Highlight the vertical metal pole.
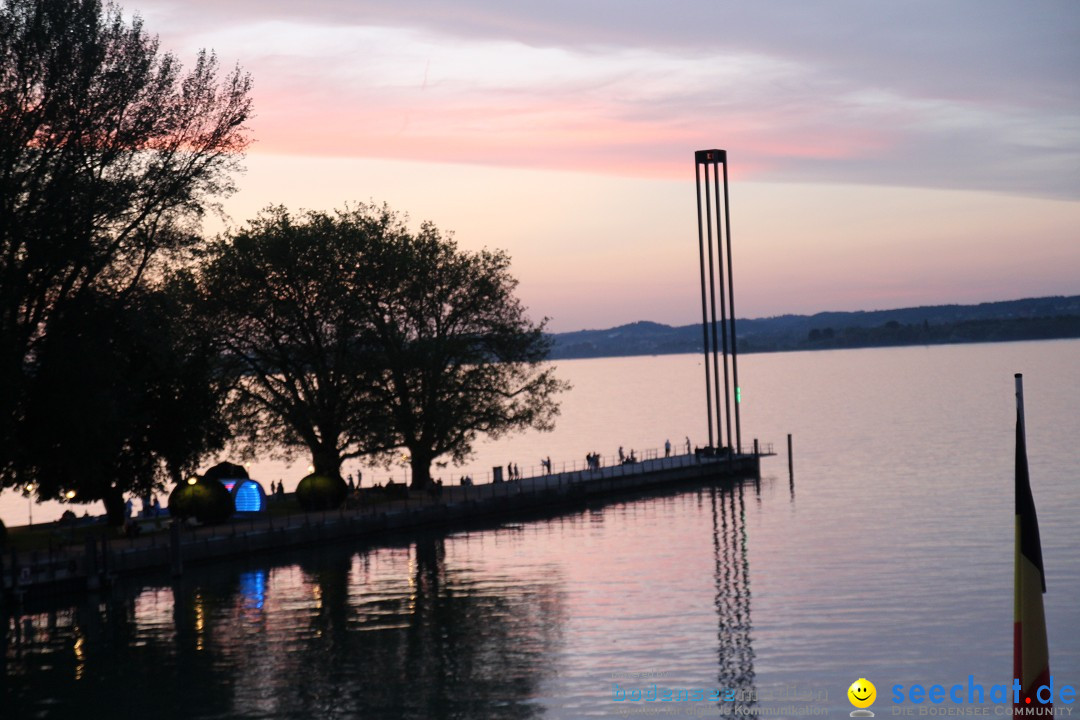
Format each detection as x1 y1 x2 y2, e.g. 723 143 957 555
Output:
703 166 724 448
696 149 740 454
722 161 742 453
713 161 733 451
695 163 714 449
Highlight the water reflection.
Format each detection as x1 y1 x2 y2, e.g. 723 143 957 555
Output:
239 570 267 612
3 480 767 718
4 533 562 719
712 483 755 708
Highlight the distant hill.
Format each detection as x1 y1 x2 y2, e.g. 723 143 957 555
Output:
548 295 1080 359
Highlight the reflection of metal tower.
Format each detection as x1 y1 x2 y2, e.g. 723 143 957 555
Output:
695 150 741 452
710 484 755 706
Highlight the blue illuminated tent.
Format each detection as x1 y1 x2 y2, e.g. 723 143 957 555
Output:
220 478 267 514
201 461 267 514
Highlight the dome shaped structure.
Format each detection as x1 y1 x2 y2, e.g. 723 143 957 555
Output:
220 479 267 514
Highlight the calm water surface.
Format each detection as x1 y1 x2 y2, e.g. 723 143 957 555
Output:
3 340 1079 719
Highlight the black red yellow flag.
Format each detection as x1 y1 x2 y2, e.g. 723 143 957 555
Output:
1013 373 1051 714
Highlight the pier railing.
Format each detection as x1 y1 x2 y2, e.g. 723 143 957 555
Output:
3 444 774 603
454 440 774 487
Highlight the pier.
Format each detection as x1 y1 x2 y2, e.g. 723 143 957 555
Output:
1 447 772 606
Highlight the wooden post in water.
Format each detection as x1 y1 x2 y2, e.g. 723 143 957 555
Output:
787 434 794 482
8 548 18 596
169 521 183 577
100 532 109 578
83 535 98 590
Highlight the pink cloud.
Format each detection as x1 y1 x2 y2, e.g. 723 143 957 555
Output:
246 74 894 185
133 0 1079 198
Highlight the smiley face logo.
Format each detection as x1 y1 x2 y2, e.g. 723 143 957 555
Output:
848 678 877 709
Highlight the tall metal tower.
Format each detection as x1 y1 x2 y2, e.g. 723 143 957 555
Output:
694 149 742 453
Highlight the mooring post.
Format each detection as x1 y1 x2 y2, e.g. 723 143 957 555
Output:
787 433 794 482
170 521 183 577
8 548 17 594
82 534 98 590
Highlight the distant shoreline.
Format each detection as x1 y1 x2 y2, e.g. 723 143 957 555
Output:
548 295 1080 360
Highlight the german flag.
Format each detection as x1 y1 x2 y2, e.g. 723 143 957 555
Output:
1014 374 1051 715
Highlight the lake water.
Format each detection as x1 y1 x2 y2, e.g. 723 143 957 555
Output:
3 340 1079 719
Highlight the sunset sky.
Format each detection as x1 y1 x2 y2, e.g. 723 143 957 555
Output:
138 0 1079 332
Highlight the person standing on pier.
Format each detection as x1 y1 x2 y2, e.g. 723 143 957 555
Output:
665 439 671 457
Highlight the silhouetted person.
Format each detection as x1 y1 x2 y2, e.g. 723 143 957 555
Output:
665 439 671 457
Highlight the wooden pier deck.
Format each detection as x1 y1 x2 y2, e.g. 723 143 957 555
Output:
2 449 771 606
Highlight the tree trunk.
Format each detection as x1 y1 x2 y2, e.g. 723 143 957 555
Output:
102 488 126 527
409 451 432 490
311 446 343 480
